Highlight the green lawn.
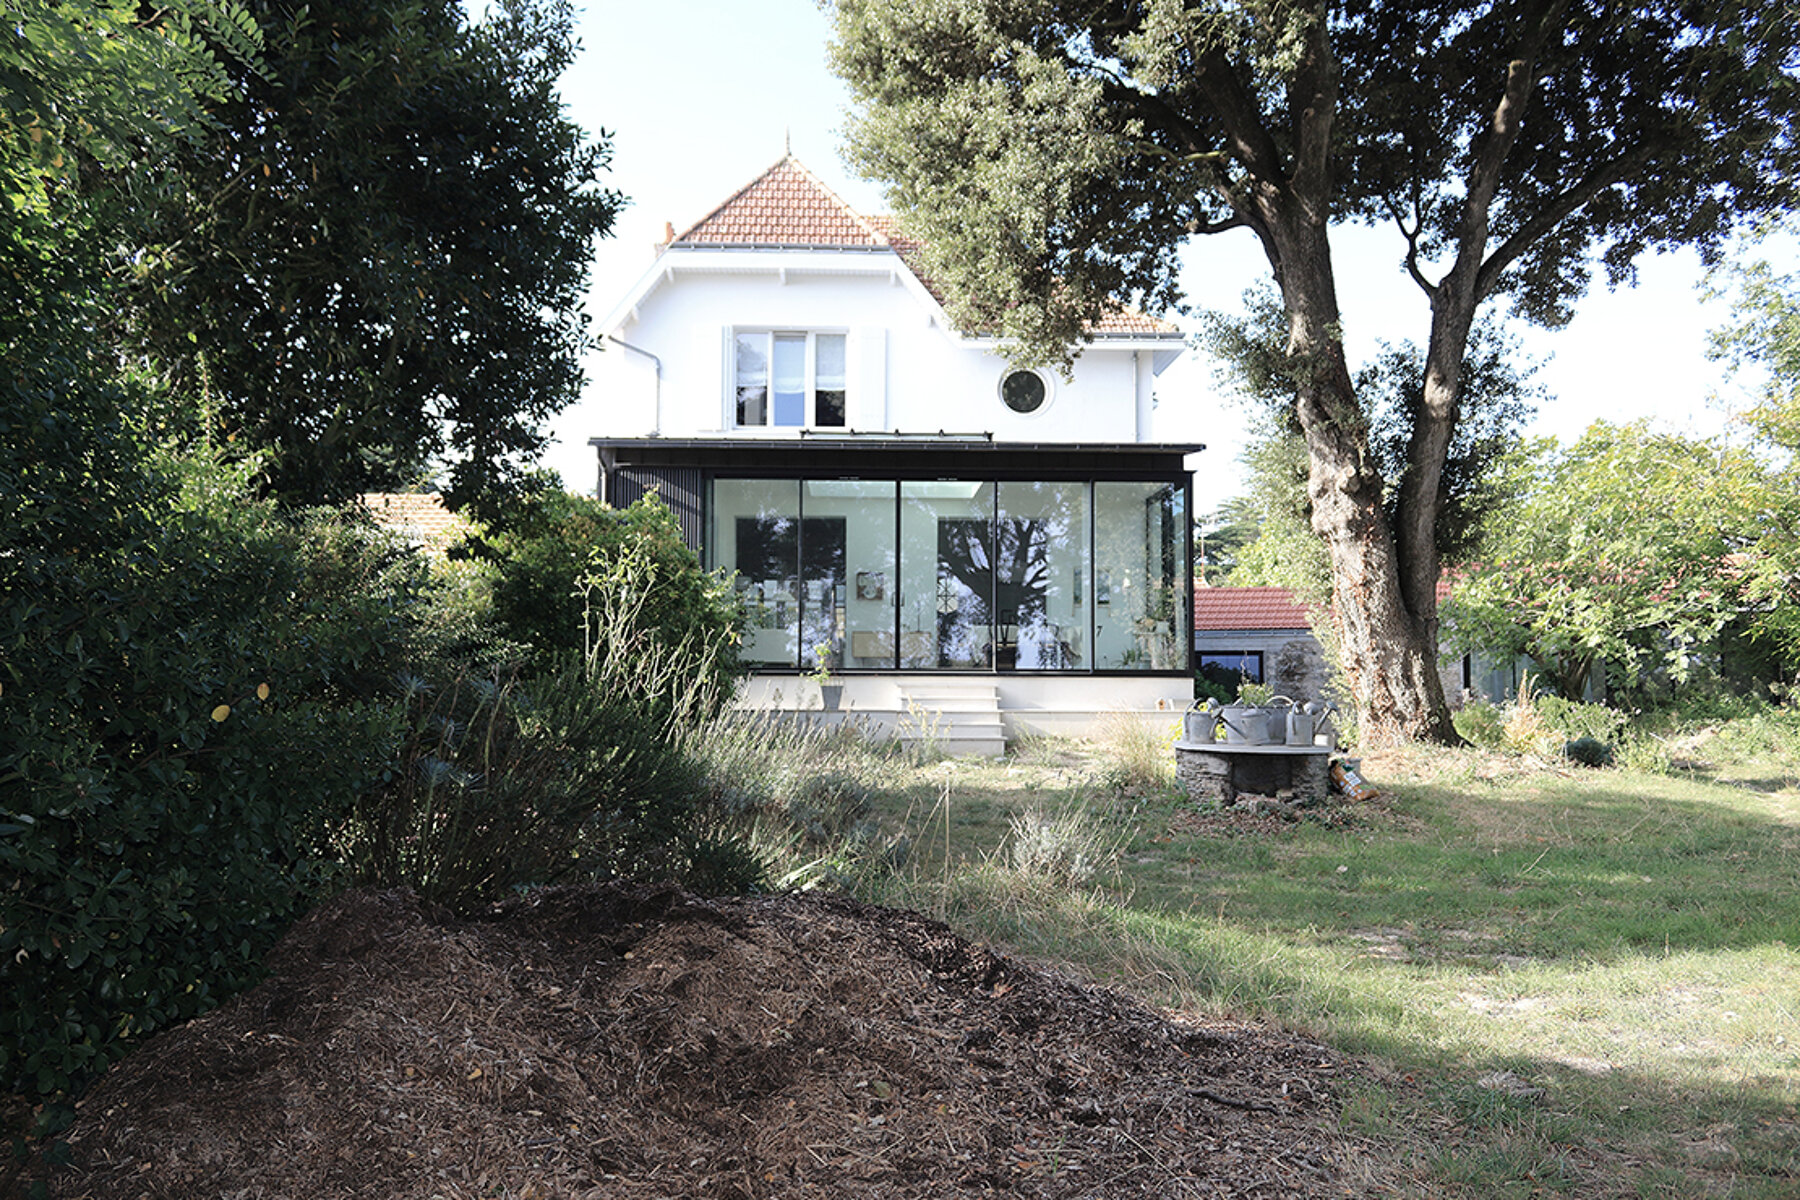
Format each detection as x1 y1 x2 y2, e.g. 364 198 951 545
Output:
843 731 1800 1198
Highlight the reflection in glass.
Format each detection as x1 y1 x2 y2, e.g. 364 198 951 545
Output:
900 481 992 669
772 333 806 426
734 334 768 426
712 480 801 667
997 482 1088 670
1093 481 1187 671
803 480 891 669
816 334 847 427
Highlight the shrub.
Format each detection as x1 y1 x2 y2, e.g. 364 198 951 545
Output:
1 365 419 1119
1453 699 1507 748
1564 736 1616 767
1534 695 1628 744
1006 804 1122 890
342 661 709 911
480 482 744 695
346 516 759 910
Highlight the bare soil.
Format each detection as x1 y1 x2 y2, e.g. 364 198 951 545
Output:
23 885 1407 1198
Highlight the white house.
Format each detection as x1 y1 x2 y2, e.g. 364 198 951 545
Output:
587 156 1199 752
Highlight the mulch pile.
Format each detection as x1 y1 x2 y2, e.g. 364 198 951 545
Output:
27 885 1404 1198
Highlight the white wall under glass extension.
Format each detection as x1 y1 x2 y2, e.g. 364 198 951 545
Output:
733 330 847 428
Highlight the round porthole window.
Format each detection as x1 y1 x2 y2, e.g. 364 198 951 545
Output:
1000 368 1048 414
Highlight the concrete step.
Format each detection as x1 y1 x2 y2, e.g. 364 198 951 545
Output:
898 683 1006 757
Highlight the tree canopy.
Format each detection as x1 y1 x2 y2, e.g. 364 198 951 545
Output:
116 0 621 513
1709 237 1800 666
831 0 1799 743
1444 423 1773 701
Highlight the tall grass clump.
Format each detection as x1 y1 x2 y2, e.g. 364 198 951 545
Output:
1006 802 1124 890
343 505 758 909
1088 709 1178 794
680 709 903 889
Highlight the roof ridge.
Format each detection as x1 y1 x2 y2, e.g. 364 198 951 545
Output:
672 153 890 248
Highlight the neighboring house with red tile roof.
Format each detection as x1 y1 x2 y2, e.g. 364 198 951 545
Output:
583 156 1199 751
1193 584 1541 706
359 492 468 554
1192 586 1333 703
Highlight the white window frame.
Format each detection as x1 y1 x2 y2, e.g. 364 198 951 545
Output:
732 329 848 430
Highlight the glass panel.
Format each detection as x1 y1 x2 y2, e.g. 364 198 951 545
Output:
734 333 768 426
815 333 847 427
806 480 894 669
901 480 994 670
713 479 801 668
997 481 1088 671
1093 481 1187 671
771 333 806 426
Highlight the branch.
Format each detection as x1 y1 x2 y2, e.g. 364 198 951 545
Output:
1473 141 1658 301
1189 46 1287 184
1287 9 1338 204
1442 0 1570 304
1383 195 1435 297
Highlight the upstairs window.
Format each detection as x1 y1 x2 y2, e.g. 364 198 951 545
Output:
735 331 846 428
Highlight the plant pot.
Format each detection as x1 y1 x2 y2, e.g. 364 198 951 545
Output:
818 683 843 711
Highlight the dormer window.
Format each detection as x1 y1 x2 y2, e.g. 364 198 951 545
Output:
735 331 847 428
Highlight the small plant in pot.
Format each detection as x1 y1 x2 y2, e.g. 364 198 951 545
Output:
809 642 843 711
1219 680 1278 744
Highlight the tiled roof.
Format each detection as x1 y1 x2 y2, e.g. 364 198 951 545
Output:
675 158 1177 336
359 492 467 553
1193 586 1315 631
674 156 889 248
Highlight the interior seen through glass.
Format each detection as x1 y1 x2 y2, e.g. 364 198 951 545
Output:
712 477 1186 673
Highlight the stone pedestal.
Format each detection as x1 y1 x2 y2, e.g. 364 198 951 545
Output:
1174 742 1332 807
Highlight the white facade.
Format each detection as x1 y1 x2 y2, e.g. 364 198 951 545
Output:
585 159 1199 752
592 247 1178 444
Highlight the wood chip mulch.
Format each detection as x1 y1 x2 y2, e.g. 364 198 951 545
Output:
26 884 1411 1198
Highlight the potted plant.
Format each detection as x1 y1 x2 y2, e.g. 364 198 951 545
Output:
1219 680 1286 744
809 642 843 711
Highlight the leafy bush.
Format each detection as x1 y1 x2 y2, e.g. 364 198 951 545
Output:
340 663 706 911
346 516 757 909
1564 736 1616 767
1453 699 1507 748
1 363 418 1118
480 482 743 694
1534 695 1628 744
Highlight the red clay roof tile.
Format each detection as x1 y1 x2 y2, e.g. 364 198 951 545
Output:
676 159 1178 336
1193 586 1315 630
674 156 889 248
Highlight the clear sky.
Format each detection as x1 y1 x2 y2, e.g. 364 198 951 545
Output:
540 0 1786 510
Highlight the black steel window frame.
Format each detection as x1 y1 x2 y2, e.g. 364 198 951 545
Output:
702 470 1193 677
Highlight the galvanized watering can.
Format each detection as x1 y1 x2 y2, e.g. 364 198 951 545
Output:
1219 696 1294 745
1183 698 1219 744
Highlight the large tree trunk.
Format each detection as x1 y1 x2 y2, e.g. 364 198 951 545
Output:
1252 19 1459 746
1273 219 1459 745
